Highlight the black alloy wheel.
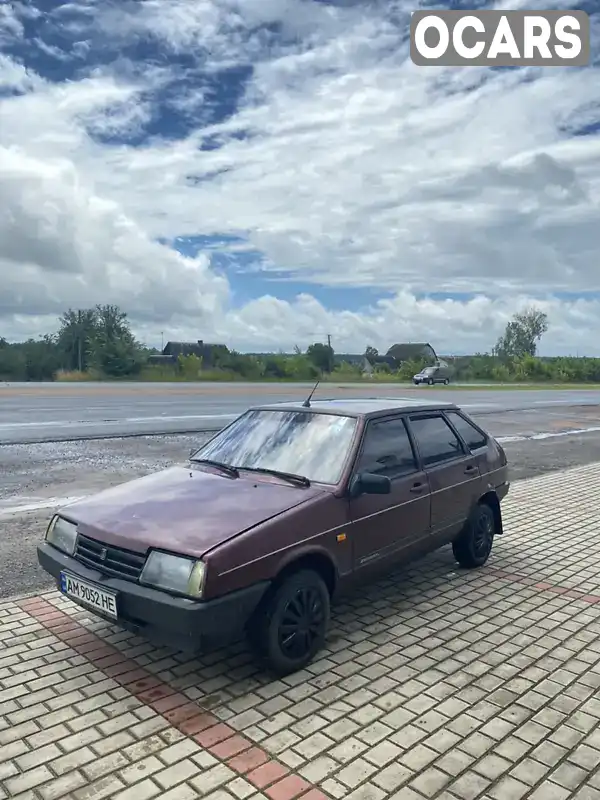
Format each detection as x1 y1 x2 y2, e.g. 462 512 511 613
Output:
278 585 326 661
472 507 494 560
453 502 496 568
248 569 330 675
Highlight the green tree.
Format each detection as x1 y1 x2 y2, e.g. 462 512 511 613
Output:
178 353 202 378
306 342 334 373
1 336 62 381
0 343 26 379
365 345 378 361
494 307 549 359
88 305 142 377
57 309 99 372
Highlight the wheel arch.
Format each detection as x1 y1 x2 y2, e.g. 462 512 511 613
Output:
272 549 338 596
246 549 338 634
478 490 503 535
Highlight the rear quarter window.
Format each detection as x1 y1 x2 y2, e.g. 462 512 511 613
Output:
446 411 488 451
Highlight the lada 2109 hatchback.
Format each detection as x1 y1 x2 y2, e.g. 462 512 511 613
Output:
37 397 510 675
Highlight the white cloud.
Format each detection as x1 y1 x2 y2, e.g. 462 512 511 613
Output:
0 0 600 355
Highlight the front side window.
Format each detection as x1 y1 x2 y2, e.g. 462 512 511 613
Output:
409 414 464 467
355 418 417 479
192 409 357 484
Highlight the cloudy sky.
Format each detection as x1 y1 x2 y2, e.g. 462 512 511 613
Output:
1 1 599 356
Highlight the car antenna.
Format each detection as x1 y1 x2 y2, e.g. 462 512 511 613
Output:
302 380 320 408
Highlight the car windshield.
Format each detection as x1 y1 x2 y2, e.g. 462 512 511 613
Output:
422 367 435 374
191 409 358 485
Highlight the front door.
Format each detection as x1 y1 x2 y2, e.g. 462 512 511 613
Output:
348 416 431 575
407 413 482 540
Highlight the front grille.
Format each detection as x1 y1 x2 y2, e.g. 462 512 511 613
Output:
74 534 146 582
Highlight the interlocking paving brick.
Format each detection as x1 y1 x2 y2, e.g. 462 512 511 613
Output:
8 463 600 799
38 769 87 800
154 757 201 789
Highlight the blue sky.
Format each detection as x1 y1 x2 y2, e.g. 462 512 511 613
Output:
1 1 600 354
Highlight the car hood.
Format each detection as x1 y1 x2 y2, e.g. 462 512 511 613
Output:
60 465 326 558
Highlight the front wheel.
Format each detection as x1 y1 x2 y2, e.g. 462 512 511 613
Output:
453 503 496 568
247 569 330 676
428 378 434 385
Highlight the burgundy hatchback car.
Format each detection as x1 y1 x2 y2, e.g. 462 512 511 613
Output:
37 398 509 675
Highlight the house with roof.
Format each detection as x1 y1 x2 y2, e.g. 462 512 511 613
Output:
147 340 226 369
334 343 439 374
385 342 438 363
334 352 398 375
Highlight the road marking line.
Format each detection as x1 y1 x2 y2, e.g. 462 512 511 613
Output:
496 425 600 444
3 424 600 516
0 496 87 517
0 414 235 429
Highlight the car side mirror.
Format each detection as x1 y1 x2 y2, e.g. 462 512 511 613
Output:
349 471 391 498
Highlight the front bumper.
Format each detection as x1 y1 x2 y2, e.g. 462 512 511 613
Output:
37 542 269 653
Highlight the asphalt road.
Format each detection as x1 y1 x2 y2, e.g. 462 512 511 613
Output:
2 401 600 600
3 381 600 601
3 381 600 444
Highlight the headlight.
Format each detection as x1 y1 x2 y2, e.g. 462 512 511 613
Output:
46 515 78 556
140 551 206 598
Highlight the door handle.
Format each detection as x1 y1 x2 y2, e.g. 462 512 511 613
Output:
464 464 477 474
410 482 424 494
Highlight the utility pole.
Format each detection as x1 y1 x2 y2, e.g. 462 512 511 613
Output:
77 310 83 372
327 333 333 373
161 331 164 352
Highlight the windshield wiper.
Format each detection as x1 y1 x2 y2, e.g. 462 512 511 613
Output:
238 466 310 487
190 458 239 478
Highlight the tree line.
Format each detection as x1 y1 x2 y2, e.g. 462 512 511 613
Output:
0 306 143 381
1 304 600 384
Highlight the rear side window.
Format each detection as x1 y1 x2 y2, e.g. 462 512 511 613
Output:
356 417 417 479
409 414 464 467
446 411 488 451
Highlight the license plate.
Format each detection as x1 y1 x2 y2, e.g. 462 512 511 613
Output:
60 572 118 619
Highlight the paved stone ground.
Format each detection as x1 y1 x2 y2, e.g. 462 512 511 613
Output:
3 462 600 800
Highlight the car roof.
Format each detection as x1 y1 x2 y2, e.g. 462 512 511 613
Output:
251 397 458 417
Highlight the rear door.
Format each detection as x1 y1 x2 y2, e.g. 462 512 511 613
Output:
407 412 482 540
444 410 492 474
349 416 431 574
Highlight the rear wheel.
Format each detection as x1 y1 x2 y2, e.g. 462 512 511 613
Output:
428 378 434 385
247 569 330 676
453 502 496 568
443 378 449 385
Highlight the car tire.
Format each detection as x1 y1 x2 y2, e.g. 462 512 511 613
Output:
452 502 496 569
247 569 330 676
428 378 434 385
444 378 449 385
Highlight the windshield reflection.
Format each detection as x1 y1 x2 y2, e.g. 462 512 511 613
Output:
192 410 358 485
